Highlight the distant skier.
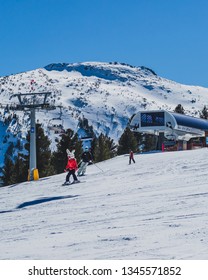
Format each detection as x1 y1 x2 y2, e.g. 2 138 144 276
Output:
63 151 79 185
77 147 93 176
129 150 135 164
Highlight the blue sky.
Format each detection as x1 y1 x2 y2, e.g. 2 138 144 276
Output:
1 0 208 87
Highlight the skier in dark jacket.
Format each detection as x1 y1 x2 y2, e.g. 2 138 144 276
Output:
77 147 92 176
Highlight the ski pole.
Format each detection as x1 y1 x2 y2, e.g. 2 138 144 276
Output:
92 162 104 172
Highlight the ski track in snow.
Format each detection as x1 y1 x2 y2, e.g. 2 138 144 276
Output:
1 149 208 259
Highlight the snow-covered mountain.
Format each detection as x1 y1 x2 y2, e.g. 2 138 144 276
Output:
1 61 208 165
1 148 208 259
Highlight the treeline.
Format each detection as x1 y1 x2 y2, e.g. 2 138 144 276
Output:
1 123 118 186
2 104 208 186
1 123 155 186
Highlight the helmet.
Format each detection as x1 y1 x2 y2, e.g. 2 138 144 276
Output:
68 151 75 159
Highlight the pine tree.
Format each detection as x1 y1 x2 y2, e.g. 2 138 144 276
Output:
117 127 137 155
174 104 185 114
2 156 15 186
200 105 208 119
25 123 54 178
2 123 54 186
51 128 82 173
92 133 116 162
36 124 54 177
10 153 28 184
143 134 158 152
132 131 157 152
2 143 28 186
133 132 144 152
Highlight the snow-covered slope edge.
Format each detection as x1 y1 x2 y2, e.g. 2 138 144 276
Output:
1 148 208 260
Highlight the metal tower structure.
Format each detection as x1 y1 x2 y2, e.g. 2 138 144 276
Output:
10 92 52 181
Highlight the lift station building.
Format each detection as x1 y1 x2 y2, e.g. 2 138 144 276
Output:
130 110 208 151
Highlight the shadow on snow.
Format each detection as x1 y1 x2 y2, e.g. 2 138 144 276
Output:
0 195 79 214
16 195 80 209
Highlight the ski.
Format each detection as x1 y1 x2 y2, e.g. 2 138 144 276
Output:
62 181 85 186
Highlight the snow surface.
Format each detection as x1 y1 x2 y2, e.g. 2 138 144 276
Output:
1 148 208 260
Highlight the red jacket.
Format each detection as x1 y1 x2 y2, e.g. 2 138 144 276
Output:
65 158 78 171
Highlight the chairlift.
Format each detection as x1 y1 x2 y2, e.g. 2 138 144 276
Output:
47 118 65 134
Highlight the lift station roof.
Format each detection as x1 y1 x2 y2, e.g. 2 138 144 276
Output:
130 110 208 140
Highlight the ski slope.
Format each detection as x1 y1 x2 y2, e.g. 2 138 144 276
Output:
1 148 208 260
